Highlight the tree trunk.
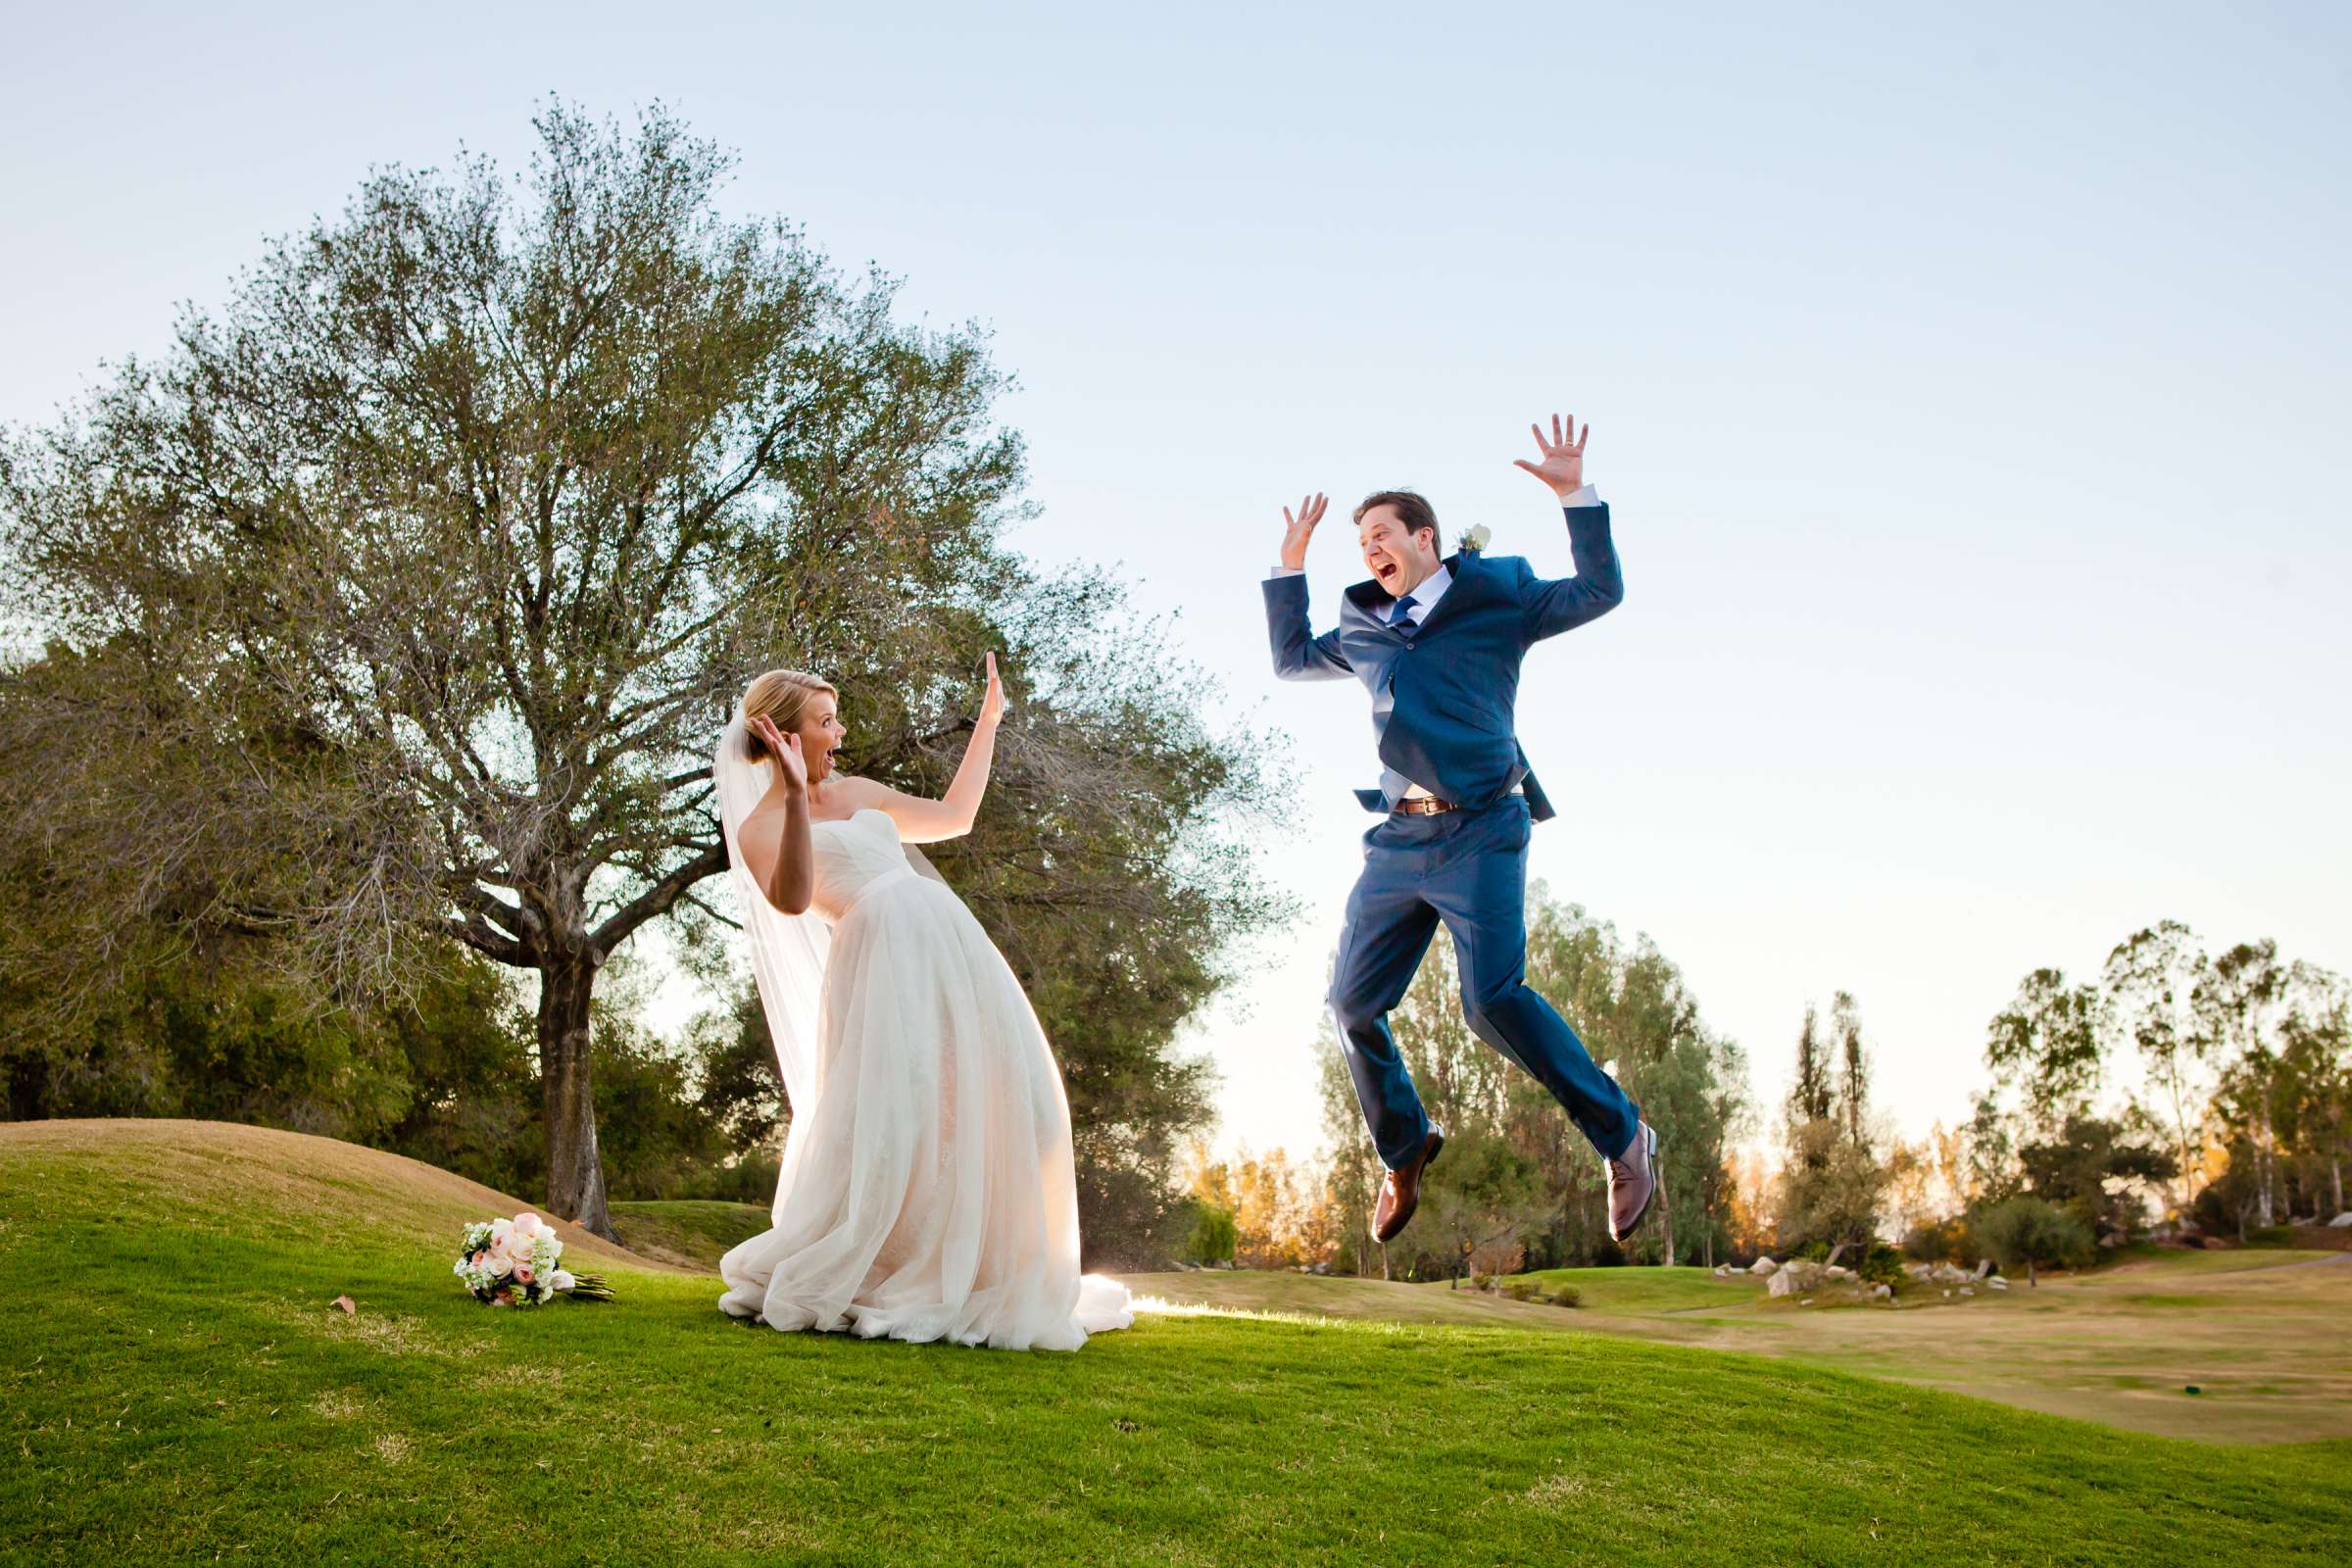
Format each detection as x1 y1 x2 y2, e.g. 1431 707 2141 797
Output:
2255 1091 2277 1228
2331 1156 2343 1216
2026 1256 2036 1287
538 952 615 1240
1656 1162 1675 1265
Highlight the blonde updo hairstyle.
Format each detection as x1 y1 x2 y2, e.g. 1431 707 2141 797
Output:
740 669 839 764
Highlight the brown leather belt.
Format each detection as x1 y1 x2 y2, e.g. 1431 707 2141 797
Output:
1393 796 1460 816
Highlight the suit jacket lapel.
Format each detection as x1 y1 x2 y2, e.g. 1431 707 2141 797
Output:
1344 553 1489 639
1406 553 1484 637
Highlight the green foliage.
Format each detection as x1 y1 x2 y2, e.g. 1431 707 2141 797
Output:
1184 1202 1238 1266
2016 1113 2178 1240
1902 1218 1967 1264
1857 1242 1905 1289
1970 927 2347 1240
1548 1283 1584 1308
1985 968 2109 1131
1974 1196 2095 1284
1775 992 1889 1255
1503 1279 1538 1302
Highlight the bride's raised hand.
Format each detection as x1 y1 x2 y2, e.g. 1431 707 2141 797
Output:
753 716 808 792
978 652 1005 728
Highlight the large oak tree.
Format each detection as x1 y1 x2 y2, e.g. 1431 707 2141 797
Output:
2 103 1283 1240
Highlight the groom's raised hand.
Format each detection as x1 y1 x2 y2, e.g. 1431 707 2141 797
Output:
1278 492 1328 572
1513 413 1590 497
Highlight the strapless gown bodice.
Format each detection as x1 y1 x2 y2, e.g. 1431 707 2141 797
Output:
806 808 927 923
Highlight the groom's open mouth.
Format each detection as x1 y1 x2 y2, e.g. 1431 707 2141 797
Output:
1373 561 1399 585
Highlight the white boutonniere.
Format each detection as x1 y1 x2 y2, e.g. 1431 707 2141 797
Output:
1460 523 1493 554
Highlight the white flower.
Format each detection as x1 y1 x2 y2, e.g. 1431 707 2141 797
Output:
1461 523 1493 553
551 1269 575 1293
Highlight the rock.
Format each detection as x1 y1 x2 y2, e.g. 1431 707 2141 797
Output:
1872 1283 1892 1301
1750 1257 1779 1277
2329 1212 2352 1229
1824 1265 1853 1280
1931 1262 1970 1285
2098 1232 2124 1249
1904 1262 1933 1280
1767 1260 1825 1298
1959 1287 1976 1298
1987 1278 2008 1291
1942 1289 1952 1298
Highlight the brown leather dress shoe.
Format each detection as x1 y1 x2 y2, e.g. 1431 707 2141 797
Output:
1373 1128 1446 1243
1607 1122 1660 1243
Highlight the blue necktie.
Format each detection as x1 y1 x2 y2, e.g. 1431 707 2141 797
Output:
1378 595 1421 805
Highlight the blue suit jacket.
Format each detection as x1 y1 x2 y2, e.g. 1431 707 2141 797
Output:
1262 502 1625 821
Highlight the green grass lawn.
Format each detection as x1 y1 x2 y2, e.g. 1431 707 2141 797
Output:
1481 1265 1766 1315
1136 1248 2352 1446
5 1121 2349 1566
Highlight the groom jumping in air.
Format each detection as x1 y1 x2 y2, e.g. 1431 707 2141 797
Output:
1264 412 1659 1247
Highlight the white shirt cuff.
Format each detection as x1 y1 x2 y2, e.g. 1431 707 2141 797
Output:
1560 483 1601 509
1268 565 1304 578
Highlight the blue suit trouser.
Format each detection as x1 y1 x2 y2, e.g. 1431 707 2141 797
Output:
1329 795 1641 1169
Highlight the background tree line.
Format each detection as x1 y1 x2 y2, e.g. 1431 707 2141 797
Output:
0 101 1287 1262
1185 912 2345 1285
1764 920 2349 1284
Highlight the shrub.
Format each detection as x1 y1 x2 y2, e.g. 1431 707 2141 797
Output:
1183 1203 1238 1266
1974 1196 2094 1285
1550 1285 1583 1308
1468 1272 1494 1293
1858 1242 1905 1289
1902 1219 1962 1262
1503 1279 1539 1302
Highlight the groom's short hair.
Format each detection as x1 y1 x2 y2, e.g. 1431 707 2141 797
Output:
1353 489 1440 550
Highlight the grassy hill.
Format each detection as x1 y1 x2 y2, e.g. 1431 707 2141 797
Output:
610 1199 771 1271
5 1120 2348 1566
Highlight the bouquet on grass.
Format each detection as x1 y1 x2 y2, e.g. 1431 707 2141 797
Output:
454 1210 616 1306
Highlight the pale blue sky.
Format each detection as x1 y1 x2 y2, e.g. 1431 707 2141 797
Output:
5 3 2347 1157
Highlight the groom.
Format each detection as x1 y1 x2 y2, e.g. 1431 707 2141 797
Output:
1263 413 1659 1247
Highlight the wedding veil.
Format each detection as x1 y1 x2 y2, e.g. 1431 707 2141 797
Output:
712 715 831 1123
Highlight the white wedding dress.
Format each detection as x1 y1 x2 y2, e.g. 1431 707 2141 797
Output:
715 805 1134 1350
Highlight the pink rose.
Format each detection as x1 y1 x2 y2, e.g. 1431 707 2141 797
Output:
514 1264 535 1285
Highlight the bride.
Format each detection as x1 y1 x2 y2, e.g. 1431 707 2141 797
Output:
711 656 1133 1350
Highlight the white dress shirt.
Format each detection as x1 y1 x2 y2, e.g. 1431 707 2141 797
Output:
1267 486 1602 799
